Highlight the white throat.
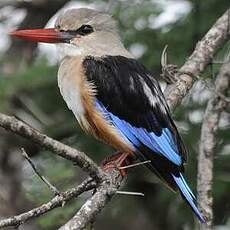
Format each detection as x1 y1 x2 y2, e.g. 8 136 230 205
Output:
56 38 133 60
56 43 84 60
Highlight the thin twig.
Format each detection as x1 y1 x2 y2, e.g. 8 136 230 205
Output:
0 112 104 181
119 160 151 170
59 169 123 230
116 191 145 197
163 45 230 104
0 177 96 229
0 7 229 230
165 8 230 110
60 9 230 229
21 148 60 196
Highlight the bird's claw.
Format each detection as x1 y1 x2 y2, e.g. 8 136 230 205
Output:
100 152 133 177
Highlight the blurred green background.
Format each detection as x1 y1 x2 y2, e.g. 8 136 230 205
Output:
0 0 229 229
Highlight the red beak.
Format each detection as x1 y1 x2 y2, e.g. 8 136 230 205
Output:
10 28 73 43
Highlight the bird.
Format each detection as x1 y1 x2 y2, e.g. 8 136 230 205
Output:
10 8 205 223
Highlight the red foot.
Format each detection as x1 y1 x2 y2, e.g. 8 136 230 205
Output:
101 152 134 177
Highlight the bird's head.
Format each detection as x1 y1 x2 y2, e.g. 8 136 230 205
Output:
10 8 131 59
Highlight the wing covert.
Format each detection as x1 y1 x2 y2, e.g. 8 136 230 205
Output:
83 55 187 165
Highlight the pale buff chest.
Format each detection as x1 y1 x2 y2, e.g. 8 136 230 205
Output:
57 57 134 154
58 57 89 129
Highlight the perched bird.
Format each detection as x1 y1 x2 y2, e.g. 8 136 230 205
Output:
11 8 205 223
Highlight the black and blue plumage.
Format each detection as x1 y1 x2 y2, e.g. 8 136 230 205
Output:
10 7 205 225
83 55 205 223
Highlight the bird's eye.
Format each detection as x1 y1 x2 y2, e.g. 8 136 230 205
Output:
56 25 65 32
77 25 94 36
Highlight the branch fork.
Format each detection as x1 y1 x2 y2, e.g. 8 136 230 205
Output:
0 8 229 230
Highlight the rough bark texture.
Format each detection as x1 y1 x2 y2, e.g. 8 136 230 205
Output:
0 178 95 229
197 61 230 230
0 8 229 230
0 113 104 181
165 9 229 110
59 171 123 230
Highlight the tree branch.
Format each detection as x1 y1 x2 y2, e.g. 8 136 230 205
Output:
58 9 230 229
0 113 104 181
0 114 123 229
0 7 229 230
165 8 229 110
197 60 230 230
59 170 123 230
0 178 95 229
21 147 61 196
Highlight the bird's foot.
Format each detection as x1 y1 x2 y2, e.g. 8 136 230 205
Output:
101 152 134 177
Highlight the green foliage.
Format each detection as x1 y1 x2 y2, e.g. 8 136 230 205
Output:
0 60 57 111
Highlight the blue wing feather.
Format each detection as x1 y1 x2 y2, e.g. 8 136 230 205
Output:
172 173 206 223
84 55 187 163
96 100 182 166
84 56 204 222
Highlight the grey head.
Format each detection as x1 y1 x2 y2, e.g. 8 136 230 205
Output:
55 8 132 59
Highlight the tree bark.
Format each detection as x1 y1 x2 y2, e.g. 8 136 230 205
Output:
165 9 229 110
0 7 229 230
197 61 230 230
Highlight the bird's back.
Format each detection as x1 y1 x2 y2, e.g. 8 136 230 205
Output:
57 47 205 223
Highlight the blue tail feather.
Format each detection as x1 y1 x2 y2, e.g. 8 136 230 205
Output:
96 100 205 222
172 173 206 223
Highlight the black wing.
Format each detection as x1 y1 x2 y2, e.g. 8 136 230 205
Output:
83 55 187 166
